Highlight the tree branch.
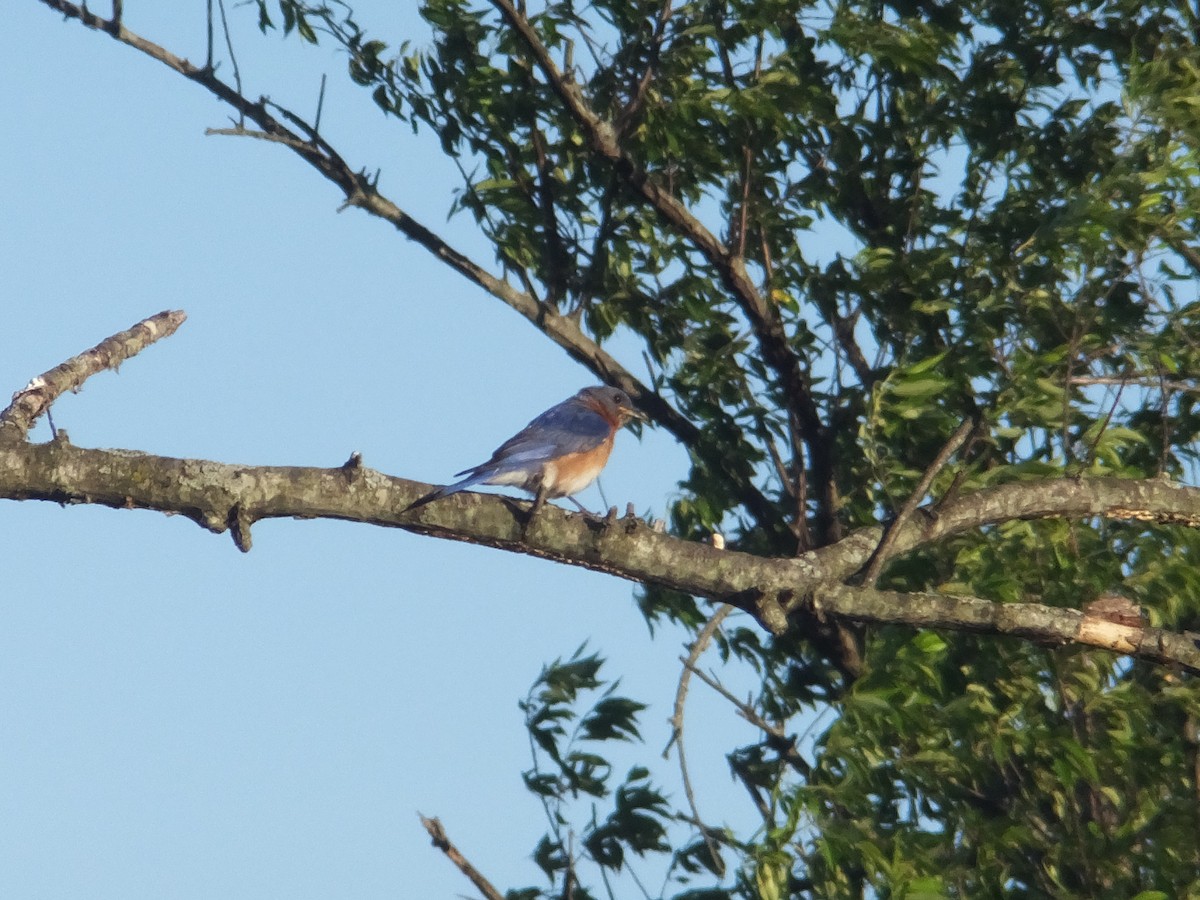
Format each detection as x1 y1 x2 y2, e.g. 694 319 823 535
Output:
0 437 782 596
858 416 977 586
615 0 673 134
418 815 505 900
34 0 785 537
803 585 1200 673
667 602 733 877
23 2 1200 676
887 477 1200 572
0 310 186 442
817 475 1200 584
38 1 621 391
1070 373 1200 393
683 659 812 779
3 435 1200 671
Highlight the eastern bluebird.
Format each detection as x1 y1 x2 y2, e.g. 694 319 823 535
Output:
405 385 645 516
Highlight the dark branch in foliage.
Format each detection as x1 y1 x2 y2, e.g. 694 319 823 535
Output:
488 0 838 543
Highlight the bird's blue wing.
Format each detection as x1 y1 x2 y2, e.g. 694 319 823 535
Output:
457 400 610 477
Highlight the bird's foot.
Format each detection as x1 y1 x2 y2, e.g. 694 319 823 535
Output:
520 485 550 542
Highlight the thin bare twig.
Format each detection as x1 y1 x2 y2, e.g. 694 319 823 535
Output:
734 144 752 258
215 0 243 123
761 426 796 501
206 126 317 153
826 299 874 388
314 72 327 137
205 0 214 69
1084 378 1126 466
1070 374 1200 393
418 815 505 900
616 0 672 133
0 310 187 442
683 661 811 779
859 416 977 586
665 603 733 878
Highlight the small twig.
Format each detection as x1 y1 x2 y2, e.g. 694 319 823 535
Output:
313 73 327 137
728 753 772 822
205 0 214 70
215 0 244 125
761 426 795 500
829 301 874 388
594 847 615 900
0 310 187 442
616 0 672 133
565 829 578 900
418 814 506 900
664 604 733 877
734 143 752 258
1084 378 1126 466
206 125 320 154
683 660 812 779
1070 373 1200 393
859 416 977 586
1158 368 1172 476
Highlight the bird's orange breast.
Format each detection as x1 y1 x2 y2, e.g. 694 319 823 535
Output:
543 437 614 497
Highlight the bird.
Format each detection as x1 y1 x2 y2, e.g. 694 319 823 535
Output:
404 385 646 519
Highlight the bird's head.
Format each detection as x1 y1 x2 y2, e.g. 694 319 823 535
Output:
576 386 647 426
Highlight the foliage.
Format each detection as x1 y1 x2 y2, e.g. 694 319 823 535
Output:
248 0 1200 895
515 648 674 897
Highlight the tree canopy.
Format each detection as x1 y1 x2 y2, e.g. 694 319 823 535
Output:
11 0 1200 896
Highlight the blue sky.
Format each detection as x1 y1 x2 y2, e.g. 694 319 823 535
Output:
2 3 771 897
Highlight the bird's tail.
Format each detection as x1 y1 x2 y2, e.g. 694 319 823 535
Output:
402 469 488 513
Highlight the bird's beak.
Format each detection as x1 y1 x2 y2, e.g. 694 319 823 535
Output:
627 406 649 422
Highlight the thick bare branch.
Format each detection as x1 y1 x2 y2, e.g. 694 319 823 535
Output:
803 585 1200 673
819 475 1200 584
418 815 505 900
3 436 1200 671
891 477 1200 572
0 310 186 442
0 437 782 602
